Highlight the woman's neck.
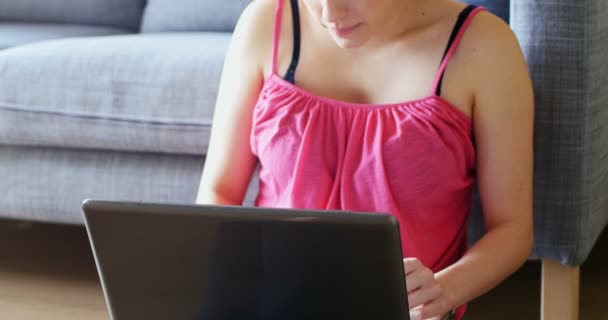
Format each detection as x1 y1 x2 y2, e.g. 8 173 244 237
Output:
364 0 445 51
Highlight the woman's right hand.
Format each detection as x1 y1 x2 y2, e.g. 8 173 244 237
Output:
404 258 450 320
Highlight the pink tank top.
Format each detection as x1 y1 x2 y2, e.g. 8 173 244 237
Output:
251 1 484 317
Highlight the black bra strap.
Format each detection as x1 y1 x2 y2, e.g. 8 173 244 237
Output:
284 0 301 84
435 5 476 96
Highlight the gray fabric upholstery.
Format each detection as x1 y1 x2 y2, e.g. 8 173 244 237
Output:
139 0 506 33
0 23 131 50
0 145 202 224
0 0 146 30
0 145 259 225
141 0 251 33
0 33 232 155
465 0 509 22
469 0 608 267
0 0 606 269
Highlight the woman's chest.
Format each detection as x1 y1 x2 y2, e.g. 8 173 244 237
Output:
251 95 476 195
287 48 475 118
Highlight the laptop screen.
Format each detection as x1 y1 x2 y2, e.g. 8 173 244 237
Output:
84 202 408 320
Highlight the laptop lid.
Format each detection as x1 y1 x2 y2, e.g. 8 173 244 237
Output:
82 199 409 320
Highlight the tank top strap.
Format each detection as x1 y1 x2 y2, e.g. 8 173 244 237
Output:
284 0 302 83
271 0 301 82
271 0 286 74
431 5 486 96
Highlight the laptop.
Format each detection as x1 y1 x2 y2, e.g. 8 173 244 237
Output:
82 199 409 320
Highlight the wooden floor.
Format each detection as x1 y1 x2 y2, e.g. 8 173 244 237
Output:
0 218 606 319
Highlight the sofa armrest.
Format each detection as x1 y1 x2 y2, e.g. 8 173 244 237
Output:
509 0 608 266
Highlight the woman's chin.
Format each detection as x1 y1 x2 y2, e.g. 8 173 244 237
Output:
331 36 369 49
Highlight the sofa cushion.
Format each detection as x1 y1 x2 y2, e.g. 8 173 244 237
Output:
465 0 510 22
141 0 251 33
0 22 132 50
0 146 260 224
0 33 231 155
0 0 146 30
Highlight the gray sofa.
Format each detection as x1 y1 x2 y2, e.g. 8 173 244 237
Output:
0 0 255 224
0 1 605 319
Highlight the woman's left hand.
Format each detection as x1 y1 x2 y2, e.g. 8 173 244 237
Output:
403 258 451 320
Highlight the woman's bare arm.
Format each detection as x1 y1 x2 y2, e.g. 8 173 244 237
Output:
196 1 275 205
423 11 535 319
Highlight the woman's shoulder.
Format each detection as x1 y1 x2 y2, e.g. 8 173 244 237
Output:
449 5 528 89
238 0 277 24
230 0 278 63
233 0 276 44
436 3 531 117
469 8 519 48
453 6 533 116
233 0 295 77
458 7 523 65
425 2 521 71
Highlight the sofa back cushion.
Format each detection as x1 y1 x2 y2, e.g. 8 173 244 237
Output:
0 0 146 30
0 33 231 155
141 0 251 33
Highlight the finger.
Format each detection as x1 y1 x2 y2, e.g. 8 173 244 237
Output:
403 257 422 275
409 306 425 320
419 299 449 320
409 308 443 320
408 284 442 310
406 268 435 293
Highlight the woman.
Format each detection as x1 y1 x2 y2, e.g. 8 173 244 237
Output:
197 0 534 319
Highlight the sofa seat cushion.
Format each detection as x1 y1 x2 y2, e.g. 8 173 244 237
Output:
0 22 132 50
0 146 260 224
0 33 231 155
